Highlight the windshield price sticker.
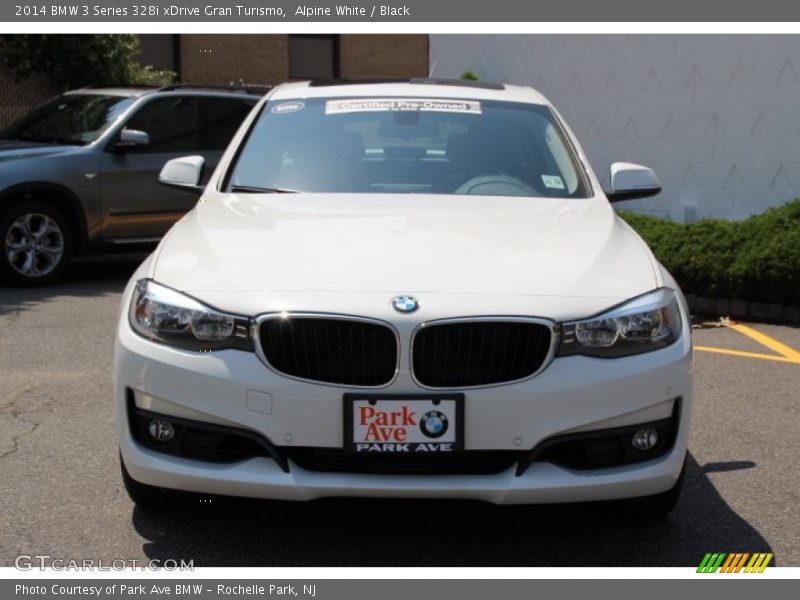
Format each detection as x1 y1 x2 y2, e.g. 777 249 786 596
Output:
542 174 566 189
326 98 482 115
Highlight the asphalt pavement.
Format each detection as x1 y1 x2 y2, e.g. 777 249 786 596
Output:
1 255 798 567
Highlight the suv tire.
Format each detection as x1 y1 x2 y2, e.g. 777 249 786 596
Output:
0 200 73 286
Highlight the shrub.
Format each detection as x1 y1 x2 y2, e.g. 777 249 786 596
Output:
730 201 800 304
619 200 800 305
0 34 175 90
460 70 480 81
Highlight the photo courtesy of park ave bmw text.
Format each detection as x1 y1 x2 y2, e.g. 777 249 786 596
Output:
1 0 800 594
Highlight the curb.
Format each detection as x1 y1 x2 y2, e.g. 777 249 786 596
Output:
685 294 800 326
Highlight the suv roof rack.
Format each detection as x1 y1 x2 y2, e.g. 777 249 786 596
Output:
156 83 271 96
308 77 505 91
78 84 161 90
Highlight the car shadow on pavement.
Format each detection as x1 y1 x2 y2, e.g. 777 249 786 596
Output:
131 453 774 567
0 254 145 316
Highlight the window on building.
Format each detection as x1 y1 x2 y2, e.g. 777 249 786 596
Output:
288 35 339 80
137 34 180 76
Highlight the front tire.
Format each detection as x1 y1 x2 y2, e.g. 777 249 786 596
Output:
621 456 686 519
120 455 196 510
0 200 72 286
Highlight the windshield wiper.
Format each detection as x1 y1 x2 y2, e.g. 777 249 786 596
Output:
229 185 300 194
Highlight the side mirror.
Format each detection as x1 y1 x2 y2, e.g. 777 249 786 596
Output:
158 156 205 195
113 128 150 151
606 162 661 203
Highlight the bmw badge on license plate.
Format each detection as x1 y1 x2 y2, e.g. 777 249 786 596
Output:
344 394 464 454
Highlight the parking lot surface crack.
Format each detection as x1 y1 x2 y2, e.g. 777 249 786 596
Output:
0 418 39 459
0 385 41 459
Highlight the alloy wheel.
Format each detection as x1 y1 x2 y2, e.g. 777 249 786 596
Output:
4 212 65 278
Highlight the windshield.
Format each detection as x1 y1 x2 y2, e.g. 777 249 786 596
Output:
226 97 589 198
0 94 136 145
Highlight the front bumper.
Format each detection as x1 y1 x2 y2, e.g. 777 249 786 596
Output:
115 299 693 505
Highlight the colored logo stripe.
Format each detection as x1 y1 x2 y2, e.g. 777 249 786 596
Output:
745 553 773 573
697 553 726 573
697 552 773 573
721 553 749 573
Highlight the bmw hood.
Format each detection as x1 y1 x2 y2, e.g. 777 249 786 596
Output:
150 193 659 320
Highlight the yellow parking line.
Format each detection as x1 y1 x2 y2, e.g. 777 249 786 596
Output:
694 321 800 364
695 345 800 364
728 323 800 361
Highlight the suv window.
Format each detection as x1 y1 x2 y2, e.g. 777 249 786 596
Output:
125 97 200 153
124 96 254 153
1 94 135 146
200 98 255 150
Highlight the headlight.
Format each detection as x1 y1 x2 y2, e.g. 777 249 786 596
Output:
558 288 683 358
129 279 251 351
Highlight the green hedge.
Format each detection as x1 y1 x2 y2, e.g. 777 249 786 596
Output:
0 35 175 90
619 199 800 306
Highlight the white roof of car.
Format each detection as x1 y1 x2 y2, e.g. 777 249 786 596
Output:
269 80 549 105
64 87 263 99
64 87 156 98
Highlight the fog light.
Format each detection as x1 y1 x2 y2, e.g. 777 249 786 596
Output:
631 428 659 451
148 419 175 442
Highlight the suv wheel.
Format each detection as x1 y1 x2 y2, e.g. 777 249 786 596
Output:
0 201 72 285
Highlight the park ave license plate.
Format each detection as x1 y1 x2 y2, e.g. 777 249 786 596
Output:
345 394 464 454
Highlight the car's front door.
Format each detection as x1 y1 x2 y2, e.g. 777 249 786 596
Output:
97 94 255 241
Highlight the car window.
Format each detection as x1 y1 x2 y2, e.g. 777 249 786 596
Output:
198 98 255 151
0 94 135 145
125 97 200 153
227 97 588 198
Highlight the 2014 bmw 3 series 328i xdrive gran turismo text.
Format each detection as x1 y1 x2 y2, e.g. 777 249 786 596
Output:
114 79 692 517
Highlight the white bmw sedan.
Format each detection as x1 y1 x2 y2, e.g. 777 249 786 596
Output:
115 80 692 517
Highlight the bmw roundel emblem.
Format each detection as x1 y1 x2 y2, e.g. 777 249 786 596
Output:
420 410 448 438
391 295 419 314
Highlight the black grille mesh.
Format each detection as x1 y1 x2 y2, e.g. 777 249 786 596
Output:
259 317 397 386
287 448 523 475
412 321 552 387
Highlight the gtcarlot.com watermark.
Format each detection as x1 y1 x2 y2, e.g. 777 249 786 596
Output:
15 554 194 571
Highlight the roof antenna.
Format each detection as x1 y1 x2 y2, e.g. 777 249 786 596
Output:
428 61 437 78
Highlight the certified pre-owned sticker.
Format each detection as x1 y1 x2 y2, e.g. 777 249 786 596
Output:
271 101 305 114
325 98 482 115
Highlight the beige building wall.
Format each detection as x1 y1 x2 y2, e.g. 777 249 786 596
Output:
339 35 429 79
179 35 428 86
180 35 289 86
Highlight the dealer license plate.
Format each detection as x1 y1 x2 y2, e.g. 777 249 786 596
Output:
344 394 464 454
